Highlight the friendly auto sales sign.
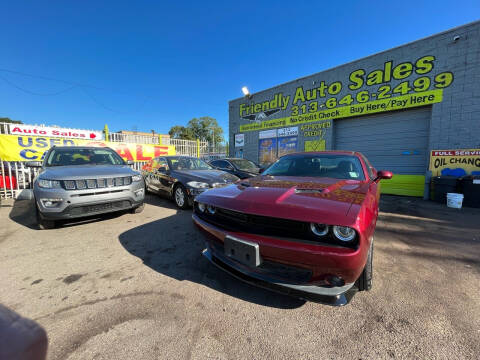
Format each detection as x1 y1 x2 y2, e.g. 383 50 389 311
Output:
9 124 104 140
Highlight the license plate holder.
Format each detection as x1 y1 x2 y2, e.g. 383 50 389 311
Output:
224 236 261 267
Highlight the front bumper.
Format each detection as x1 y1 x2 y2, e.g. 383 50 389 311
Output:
35 182 145 220
193 214 361 306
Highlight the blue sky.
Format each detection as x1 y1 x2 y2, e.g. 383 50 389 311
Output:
1 1 479 139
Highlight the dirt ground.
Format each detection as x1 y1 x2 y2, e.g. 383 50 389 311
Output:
1 193 479 360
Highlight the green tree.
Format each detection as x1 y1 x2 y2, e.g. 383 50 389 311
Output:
0 117 22 124
169 117 224 145
168 125 195 140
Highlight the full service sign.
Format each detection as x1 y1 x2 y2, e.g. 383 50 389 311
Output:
239 55 453 132
429 149 480 176
10 124 104 140
0 134 175 162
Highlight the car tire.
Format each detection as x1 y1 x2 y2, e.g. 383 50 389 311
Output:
36 207 56 230
356 239 373 291
173 184 188 209
131 203 145 214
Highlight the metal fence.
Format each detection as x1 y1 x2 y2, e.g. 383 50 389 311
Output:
108 132 169 145
0 122 13 134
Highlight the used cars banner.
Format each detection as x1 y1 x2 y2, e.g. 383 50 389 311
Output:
0 134 175 161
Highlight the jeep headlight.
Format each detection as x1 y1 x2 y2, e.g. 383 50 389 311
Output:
37 179 61 189
332 226 356 242
187 181 210 189
132 174 142 182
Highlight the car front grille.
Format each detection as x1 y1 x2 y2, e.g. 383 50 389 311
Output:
195 205 358 249
196 205 309 239
62 177 132 190
68 200 132 216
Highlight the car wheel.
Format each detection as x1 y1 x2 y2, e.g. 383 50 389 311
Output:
356 239 373 291
131 203 145 214
144 180 151 194
36 207 56 230
173 184 188 209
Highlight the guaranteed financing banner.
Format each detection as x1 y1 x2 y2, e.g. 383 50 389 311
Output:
0 134 175 162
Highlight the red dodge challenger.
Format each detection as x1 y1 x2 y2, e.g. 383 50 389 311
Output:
192 151 392 305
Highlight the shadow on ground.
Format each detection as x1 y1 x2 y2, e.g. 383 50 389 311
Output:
377 195 480 269
118 204 305 309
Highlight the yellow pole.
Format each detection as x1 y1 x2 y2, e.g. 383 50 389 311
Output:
158 134 162 145
197 139 200 158
103 124 109 141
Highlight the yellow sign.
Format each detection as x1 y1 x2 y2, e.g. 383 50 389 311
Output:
429 149 480 176
240 90 442 132
304 140 325 152
0 134 175 162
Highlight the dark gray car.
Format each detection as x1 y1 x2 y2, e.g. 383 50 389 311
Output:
142 156 239 209
209 158 260 179
29 146 145 229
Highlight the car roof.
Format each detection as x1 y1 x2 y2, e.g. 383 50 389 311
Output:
283 150 360 157
49 146 114 150
163 155 197 158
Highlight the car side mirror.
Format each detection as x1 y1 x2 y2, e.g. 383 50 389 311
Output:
25 161 42 168
126 160 134 165
157 166 167 173
375 170 393 181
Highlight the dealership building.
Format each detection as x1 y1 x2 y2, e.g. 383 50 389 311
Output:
229 21 480 197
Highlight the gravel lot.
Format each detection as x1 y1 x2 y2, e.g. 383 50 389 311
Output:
1 193 479 359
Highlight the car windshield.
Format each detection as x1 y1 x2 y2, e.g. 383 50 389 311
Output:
45 148 125 167
262 154 366 180
230 159 258 171
168 157 212 170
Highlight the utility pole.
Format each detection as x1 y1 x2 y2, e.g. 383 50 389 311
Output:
212 127 215 153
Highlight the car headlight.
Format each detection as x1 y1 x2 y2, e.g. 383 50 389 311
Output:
187 181 210 189
37 179 61 188
310 223 329 236
132 174 142 182
207 205 216 214
332 226 356 242
197 202 206 213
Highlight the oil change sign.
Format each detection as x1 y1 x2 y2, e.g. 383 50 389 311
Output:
239 55 453 132
0 134 175 161
429 149 480 176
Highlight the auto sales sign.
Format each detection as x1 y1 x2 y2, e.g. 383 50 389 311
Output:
10 124 104 140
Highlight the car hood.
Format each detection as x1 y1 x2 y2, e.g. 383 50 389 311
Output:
196 175 369 225
39 165 138 180
172 169 239 185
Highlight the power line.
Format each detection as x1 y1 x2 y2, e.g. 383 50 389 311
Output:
0 68 152 97
0 68 152 114
0 74 78 96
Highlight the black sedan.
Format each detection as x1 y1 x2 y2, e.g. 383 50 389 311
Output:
209 158 260 179
142 156 239 209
